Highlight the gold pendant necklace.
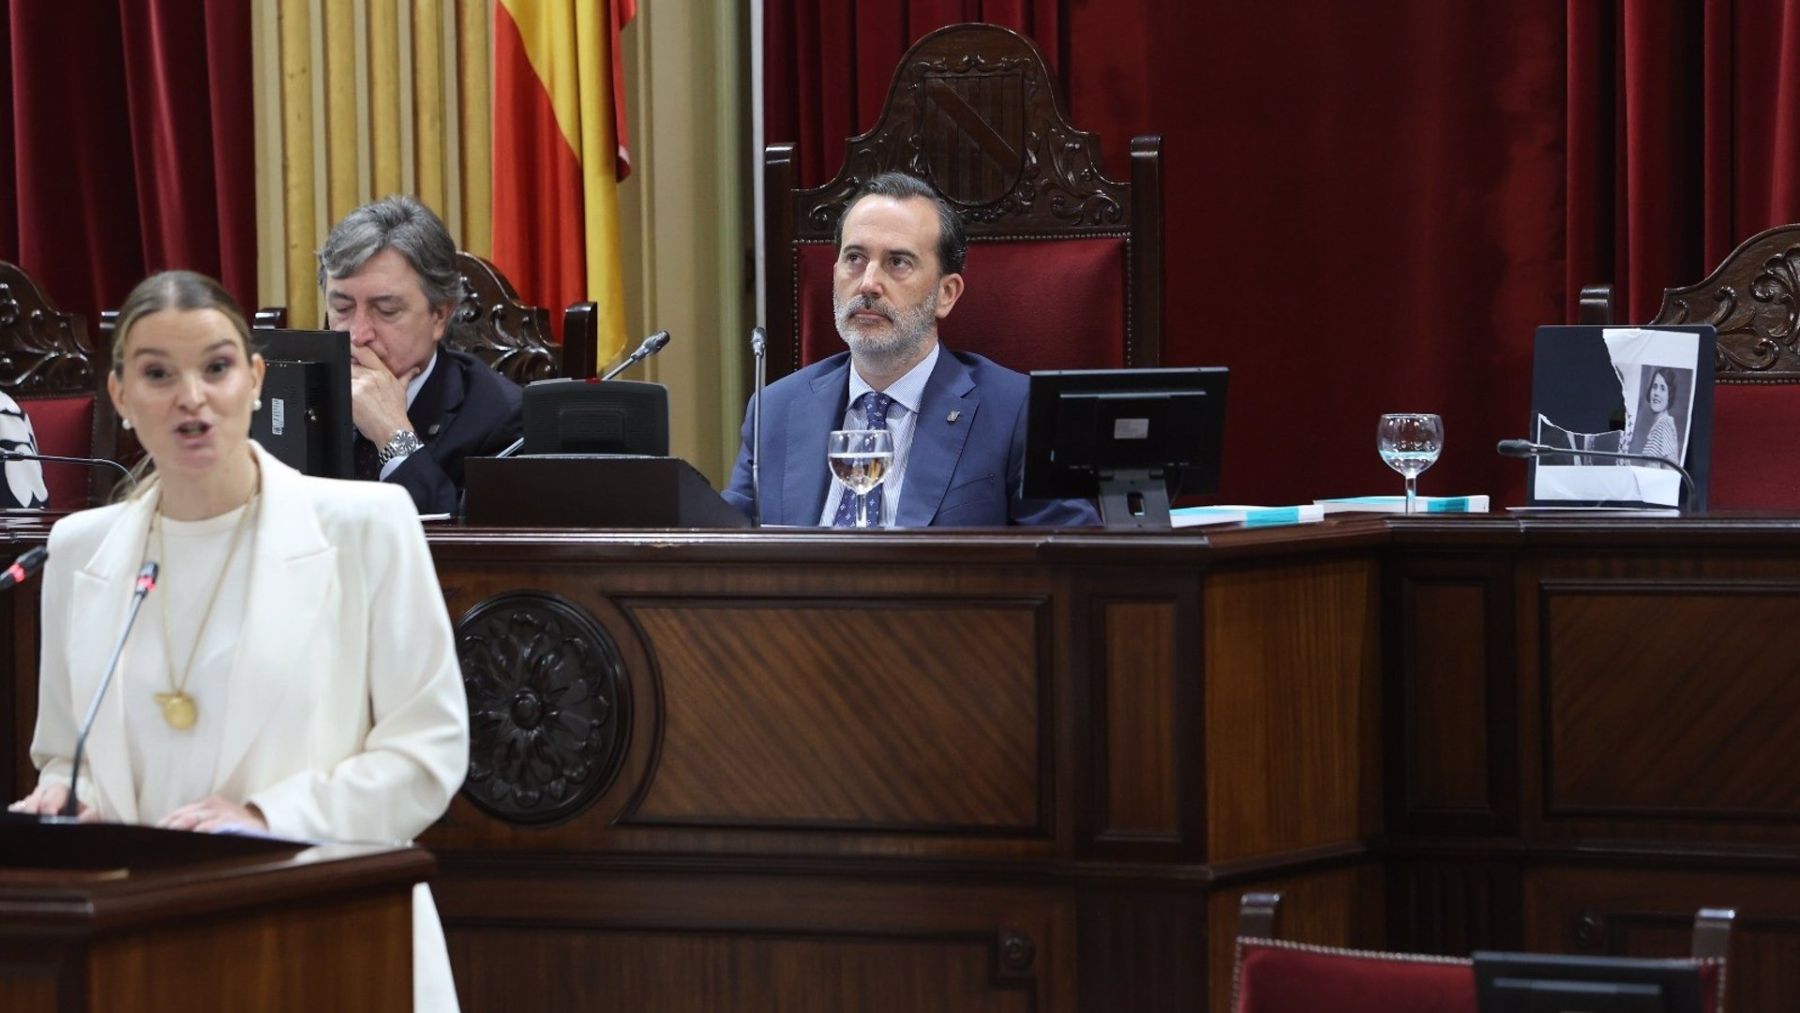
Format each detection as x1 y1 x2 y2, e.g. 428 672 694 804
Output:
148 485 259 730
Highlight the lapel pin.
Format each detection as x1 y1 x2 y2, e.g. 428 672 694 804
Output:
946 410 962 424
428 423 442 436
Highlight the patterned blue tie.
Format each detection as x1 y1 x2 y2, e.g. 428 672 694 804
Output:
832 391 893 528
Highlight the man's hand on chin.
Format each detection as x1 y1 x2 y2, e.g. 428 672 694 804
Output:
349 342 422 445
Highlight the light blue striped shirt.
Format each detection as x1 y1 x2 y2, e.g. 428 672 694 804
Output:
818 343 941 527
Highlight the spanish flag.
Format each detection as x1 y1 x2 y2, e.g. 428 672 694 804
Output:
492 0 635 364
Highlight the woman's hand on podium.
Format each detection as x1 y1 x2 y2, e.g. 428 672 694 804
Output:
158 794 268 834
7 781 98 821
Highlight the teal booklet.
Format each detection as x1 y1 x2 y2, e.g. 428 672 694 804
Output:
1315 495 1489 514
1172 504 1325 528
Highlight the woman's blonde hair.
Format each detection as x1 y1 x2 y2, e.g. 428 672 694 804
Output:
110 271 259 498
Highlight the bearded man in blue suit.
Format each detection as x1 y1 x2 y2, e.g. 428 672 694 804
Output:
724 172 1097 528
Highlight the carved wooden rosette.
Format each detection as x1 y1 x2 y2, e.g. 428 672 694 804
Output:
456 591 630 825
0 268 97 395
1650 224 1800 381
448 252 559 385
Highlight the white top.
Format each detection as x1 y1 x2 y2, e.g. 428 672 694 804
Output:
123 501 256 825
818 343 940 526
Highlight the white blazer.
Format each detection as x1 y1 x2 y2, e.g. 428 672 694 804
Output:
29 442 469 1012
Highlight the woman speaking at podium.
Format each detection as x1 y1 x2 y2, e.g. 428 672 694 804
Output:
7 271 469 1012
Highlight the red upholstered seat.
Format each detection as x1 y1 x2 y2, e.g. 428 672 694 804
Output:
1709 383 1800 508
17 395 97 509
796 239 1132 372
1232 893 1732 1013
1232 939 1477 1013
766 23 1161 381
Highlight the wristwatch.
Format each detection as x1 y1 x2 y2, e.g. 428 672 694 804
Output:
377 429 424 465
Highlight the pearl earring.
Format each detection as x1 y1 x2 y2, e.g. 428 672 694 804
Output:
121 418 133 431
253 398 263 412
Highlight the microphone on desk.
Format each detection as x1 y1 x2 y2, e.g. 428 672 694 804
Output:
0 545 47 591
62 561 158 819
1496 438 1697 507
490 330 675 462
600 330 672 382
0 448 134 488
749 325 766 528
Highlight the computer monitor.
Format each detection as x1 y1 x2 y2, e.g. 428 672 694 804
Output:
1474 951 1712 1013
521 378 669 456
249 329 354 479
1023 367 1229 529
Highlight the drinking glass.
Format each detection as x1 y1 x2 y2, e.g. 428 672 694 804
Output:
827 429 895 528
1377 413 1444 514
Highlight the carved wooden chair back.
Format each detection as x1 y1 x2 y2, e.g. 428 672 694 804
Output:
763 22 1163 382
448 251 597 382
0 262 113 508
252 252 598 384
1583 223 1800 506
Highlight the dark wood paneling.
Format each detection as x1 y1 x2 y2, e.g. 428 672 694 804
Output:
1526 866 1800 1013
1099 600 1178 841
627 600 1046 833
441 869 1073 1013
1541 582 1800 820
1387 858 1522 956
1409 583 1490 808
1204 558 1382 862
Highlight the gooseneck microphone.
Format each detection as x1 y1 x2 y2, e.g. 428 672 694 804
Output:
600 330 672 382
0 545 47 590
0 448 134 487
63 561 158 818
749 326 767 528
1496 438 1697 506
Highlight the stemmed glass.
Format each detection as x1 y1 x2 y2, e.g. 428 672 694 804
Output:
1377 413 1445 515
827 429 895 528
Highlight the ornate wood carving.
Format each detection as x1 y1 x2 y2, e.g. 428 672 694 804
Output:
456 591 630 825
0 264 97 395
447 252 561 384
795 28 1130 240
1648 223 1800 381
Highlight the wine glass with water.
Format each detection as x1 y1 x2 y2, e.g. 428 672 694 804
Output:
1377 413 1444 514
828 429 895 528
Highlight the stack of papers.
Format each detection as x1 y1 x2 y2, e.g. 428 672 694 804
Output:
1314 495 1490 514
1171 504 1326 528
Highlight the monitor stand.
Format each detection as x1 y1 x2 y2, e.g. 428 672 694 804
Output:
1096 470 1172 529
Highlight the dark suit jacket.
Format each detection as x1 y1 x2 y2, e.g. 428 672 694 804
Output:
723 347 1098 527
359 345 522 514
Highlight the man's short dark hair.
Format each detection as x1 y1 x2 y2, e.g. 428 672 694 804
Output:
833 172 967 276
317 195 463 308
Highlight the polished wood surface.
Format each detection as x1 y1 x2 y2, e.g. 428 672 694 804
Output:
11 514 1800 1009
0 822 428 1012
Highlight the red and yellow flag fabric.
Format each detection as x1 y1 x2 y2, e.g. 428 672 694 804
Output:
492 0 636 365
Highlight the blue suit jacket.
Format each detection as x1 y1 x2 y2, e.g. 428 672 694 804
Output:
723 348 1098 527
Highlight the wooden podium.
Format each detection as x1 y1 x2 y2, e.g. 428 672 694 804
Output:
0 819 431 1012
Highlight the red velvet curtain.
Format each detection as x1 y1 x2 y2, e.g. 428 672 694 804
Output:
1567 0 1800 323
764 0 1063 187
0 0 254 331
764 1 1800 504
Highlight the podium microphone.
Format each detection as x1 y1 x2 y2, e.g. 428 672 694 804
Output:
1496 438 1698 506
63 561 158 819
0 545 47 591
0 448 134 486
749 325 766 527
600 330 672 382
